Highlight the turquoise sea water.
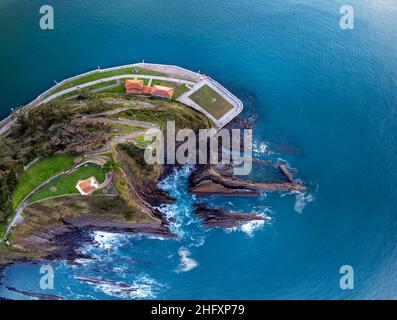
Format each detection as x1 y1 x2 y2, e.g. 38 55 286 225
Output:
1 0 397 299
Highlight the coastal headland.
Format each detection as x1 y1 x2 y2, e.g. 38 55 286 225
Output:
0 62 304 267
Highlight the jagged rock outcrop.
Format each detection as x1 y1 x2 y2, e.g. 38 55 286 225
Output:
189 165 305 195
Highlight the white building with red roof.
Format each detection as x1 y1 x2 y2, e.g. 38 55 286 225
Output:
150 85 174 99
124 80 174 99
76 176 100 195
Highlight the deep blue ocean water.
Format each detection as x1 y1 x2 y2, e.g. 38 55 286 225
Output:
1 0 397 299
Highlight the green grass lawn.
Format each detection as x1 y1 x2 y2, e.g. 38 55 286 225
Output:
12 153 75 209
188 84 234 120
99 85 126 94
28 164 106 203
150 80 190 99
151 79 166 87
173 84 191 99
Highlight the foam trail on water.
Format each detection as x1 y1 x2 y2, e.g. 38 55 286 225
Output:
176 247 198 273
294 192 314 214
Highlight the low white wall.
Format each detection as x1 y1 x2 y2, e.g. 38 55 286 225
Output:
135 63 201 82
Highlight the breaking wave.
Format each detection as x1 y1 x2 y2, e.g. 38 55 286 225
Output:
157 165 206 246
93 231 126 250
226 213 271 237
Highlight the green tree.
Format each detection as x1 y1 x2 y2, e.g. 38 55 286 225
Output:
102 159 118 173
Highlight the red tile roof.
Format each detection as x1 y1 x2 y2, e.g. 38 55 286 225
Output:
151 85 174 99
125 79 144 94
125 79 144 89
142 86 153 95
77 178 99 194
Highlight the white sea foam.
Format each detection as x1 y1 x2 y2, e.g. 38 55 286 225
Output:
157 165 205 245
176 247 198 273
156 204 186 238
294 192 315 214
93 231 125 250
241 219 266 236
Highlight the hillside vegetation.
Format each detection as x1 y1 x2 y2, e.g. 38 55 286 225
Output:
0 92 212 236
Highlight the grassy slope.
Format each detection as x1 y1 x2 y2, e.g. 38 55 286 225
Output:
113 97 213 130
189 84 233 119
12 153 75 209
27 164 106 204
